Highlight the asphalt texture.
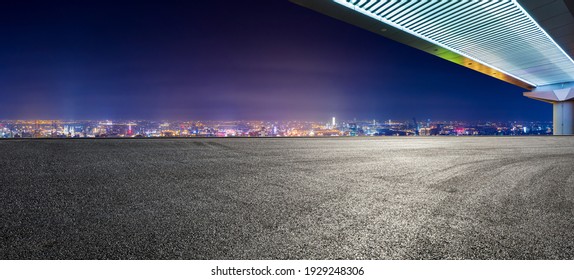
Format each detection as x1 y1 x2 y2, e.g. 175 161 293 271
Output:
1 137 574 259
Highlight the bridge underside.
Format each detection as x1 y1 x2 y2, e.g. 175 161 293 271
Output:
292 0 574 134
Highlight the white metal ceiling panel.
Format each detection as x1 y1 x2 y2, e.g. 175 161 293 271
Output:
334 0 574 87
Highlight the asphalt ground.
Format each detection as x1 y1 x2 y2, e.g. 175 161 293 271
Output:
1 137 573 259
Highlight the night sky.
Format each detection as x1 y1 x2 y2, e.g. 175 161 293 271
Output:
0 0 551 121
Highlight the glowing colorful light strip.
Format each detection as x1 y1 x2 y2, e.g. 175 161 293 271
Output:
334 0 574 87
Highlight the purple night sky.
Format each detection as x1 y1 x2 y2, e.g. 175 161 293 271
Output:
0 0 551 121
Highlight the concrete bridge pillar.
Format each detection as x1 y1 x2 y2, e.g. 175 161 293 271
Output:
553 101 574 135
524 86 574 135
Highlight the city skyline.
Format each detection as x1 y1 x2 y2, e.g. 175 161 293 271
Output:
0 0 551 122
0 118 553 138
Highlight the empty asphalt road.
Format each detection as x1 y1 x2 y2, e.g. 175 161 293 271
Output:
1 137 573 259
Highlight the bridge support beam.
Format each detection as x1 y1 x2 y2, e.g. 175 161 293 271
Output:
553 101 574 135
524 86 574 135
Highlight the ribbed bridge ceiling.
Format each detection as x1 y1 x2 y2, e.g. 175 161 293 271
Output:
334 0 574 87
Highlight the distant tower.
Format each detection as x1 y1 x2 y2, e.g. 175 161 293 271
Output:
332 117 336 127
52 121 57 138
413 117 419 136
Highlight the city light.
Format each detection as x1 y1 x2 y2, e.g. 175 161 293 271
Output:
0 119 553 138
